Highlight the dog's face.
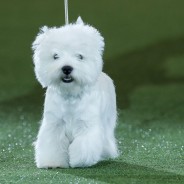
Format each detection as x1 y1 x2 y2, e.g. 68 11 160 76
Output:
32 17 104 90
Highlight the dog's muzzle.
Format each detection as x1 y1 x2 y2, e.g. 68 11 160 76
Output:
62 75 74 83
61 66 74 83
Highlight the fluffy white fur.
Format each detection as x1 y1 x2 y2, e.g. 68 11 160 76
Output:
32 17 118 168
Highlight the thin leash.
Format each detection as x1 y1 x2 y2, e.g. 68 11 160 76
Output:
64 0 69 24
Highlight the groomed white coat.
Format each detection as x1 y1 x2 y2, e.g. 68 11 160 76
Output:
32 17 118 168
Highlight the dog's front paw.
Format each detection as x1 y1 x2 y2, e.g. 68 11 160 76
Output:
36 160 69 169
35 148 70 169
69 138 101 168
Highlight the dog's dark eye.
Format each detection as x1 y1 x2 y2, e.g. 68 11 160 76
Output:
53 54 59 60
77 54 84 60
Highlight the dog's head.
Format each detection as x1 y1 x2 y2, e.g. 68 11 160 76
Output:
32 17 104 92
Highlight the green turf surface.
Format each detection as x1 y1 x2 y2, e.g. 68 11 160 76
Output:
1 0 184 183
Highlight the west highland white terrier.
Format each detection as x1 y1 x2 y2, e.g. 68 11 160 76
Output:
32 17 118 168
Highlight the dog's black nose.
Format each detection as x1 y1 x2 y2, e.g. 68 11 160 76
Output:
62 66 73 75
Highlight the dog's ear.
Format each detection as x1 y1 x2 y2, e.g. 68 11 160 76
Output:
76 16 84 25
32 26 49 51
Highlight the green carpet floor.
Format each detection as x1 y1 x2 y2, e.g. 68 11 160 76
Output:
0 0 184 183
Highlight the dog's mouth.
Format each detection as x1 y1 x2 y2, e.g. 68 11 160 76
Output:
61 75 74 83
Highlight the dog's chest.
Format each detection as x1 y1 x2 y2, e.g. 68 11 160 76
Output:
61 98 87 141
62 97 82 120
47 89 100 141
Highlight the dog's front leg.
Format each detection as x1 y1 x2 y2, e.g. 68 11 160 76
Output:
35 119 69 169
69 125 103 168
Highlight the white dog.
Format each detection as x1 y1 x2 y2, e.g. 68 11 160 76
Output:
32 17 118 168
